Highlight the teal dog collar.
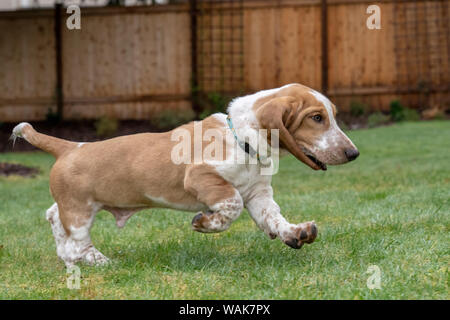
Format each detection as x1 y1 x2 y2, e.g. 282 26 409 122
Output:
227 115 268 162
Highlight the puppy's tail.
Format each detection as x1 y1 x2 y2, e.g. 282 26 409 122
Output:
10 122 76 158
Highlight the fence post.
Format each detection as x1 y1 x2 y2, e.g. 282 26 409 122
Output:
321 0 328 95
54 3 64 120
190 0 201 117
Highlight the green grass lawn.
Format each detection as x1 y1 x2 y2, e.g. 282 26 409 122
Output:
0 121 449 299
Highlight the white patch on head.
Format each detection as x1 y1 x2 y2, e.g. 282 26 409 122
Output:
77 142 86 148
308 89 355 153
309 90 338 127
227 84 296 132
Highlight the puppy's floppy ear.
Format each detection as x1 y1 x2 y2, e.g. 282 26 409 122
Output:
255 96 320 170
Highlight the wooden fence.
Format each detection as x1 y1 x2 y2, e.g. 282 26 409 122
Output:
0 4 192 121
198 0 449 112
0 0 448 122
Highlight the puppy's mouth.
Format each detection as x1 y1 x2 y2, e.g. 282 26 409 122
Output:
302 147 327 171
307 154 327 171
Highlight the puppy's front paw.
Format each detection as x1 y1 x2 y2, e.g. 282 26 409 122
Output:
284 221 318 249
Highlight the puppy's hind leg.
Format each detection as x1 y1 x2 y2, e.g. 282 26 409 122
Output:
46 203 69 262
65 219 110 267
51 202 109 267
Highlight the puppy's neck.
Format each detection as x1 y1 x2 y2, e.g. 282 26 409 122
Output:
227 97 260 143
227 87 288 154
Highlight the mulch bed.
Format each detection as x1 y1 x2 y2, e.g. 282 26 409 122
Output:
0 113 389 153
0 162 39 177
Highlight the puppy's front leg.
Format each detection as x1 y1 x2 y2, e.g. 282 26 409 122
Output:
246 188 318 249
185 165 243 233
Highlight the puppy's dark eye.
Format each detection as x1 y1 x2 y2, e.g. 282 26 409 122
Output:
312 115 322 123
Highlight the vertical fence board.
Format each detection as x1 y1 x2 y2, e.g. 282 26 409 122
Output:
0 16 56 121
61 9 192 120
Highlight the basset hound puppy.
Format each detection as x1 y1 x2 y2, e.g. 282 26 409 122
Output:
11 83 358 266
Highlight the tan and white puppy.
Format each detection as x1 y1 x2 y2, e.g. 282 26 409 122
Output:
11 83 358 266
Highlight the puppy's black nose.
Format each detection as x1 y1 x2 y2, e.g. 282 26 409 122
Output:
345 148 360 161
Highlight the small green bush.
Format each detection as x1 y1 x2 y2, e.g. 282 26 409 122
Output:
95 116 119 137
389 100 420 122
349 101 368 117
390 100 405 122
199 92 232 120
403 108 420 121
150 109 196 130
367 112 390 128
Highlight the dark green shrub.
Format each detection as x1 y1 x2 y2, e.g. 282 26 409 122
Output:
389 100 405 122
95 116 119 137
349 101 368 117
367 112 390 128
199 92 232 120
389 100 420 122
150 109 196 130
403 108 420 121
